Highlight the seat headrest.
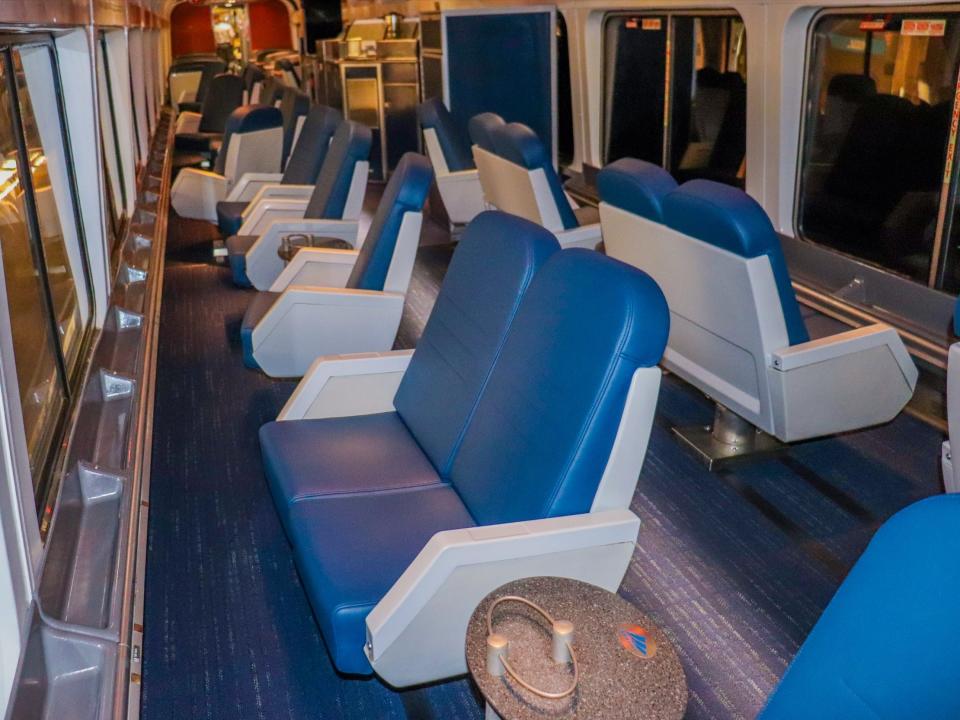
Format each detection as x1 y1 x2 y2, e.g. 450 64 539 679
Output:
198 73 244 133
489 122 578 230
490 122 548 169
468 112 505 152
281 105 342 184
304 120 373 219
345 153 433 291
214 104 283 175
417 98 474 172
598 158 678 222
827 73 877 101
450 249 670 524
662 180 809 346
395 211 560 475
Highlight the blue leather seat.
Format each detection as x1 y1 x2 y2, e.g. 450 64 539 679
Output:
489 122 578 230
227 120 372 287
760 494 960 719
261 212 560 519
597 158 678 222
278 87 310 168
661 180 810 345
210 105 283 177
239 152 433 369
174 73 244 153
216 105 342 236
417 98 474 171
260 213 669 673
468 112 505 152
172 58 225 113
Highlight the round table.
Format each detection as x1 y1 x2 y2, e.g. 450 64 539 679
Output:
465 577 687 720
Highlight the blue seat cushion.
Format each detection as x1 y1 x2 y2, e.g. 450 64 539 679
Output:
394 212 559 476
346 153 433 291
467 112 505 153
285 485 476 675
216 201 248 236
240 291 280 369
490 123 578 230
760 495 960 719
418 98 474 172
661 180 810 346
450 249 670 525
214 104 282 175
259 412 443 531
225 235 257 287
304 121 372 220
597 158 678 222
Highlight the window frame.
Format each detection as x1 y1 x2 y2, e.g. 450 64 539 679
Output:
792 5 960 290
600 8 747 172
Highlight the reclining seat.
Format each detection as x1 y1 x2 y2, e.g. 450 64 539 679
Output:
941 297 960 493
174 73 244 154
759 494 960 719
171 105 284 221
599 158 918 457
259 211 670 681
468 112 505 209
484 122 602 249
226 120 372 290
215 104 341 236
239 152 433 377
170 58 224 113
278 87 311 169
259 75 284 108
241 62 266 105
417 98 485 225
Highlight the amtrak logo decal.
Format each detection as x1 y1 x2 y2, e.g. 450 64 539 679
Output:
617 623 657 659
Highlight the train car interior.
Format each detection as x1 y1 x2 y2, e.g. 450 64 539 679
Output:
0 1 958 719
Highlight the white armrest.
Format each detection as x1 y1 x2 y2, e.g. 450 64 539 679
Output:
269 248 359 292
225 172 283 202
246 219 361 291
768 324 918 442
251 288 405 378
435 170 486 225
366 509 641 687
278 350 414 421
240 183 315 211
556 222 603 251
238 198 309 235
170 169 226 222
174 111 202 135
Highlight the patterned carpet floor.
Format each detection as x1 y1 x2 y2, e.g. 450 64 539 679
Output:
141 198 943 720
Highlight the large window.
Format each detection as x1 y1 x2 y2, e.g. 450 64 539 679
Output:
97 32 128 271
798 11 960 290
603 12 746 187
0 40 92 509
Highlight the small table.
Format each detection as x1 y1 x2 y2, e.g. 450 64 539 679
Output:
276 234 354 263
465 577 687 720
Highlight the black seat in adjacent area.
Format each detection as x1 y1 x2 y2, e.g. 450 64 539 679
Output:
174 73 244 155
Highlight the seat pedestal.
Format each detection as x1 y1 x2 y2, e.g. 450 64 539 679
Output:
673 404 786 470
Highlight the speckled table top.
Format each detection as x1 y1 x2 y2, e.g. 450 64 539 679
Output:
466 577 687 720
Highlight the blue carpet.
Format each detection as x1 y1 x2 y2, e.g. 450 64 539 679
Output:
142 206 943 719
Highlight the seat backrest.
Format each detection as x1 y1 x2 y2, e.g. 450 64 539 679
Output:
259 75 284 107
241 63 265 99
468 112 505 152
418 98 474 173
490 122 578 231
759 495 960 720
213 104 283 176
198 73 244 134
597 158 677 222
345 152 433 291
280 105 341 185
193 60 226 103
449 249 669 525
662 180 809 346
278 87 310 167
304 121 372 219
395 211 560 476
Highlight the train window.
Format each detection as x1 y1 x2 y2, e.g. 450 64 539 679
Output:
97 33 128 268
798 12 958 286
11 48 86 373
557 11 574 167
0 53 69 499
603 12 747 187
